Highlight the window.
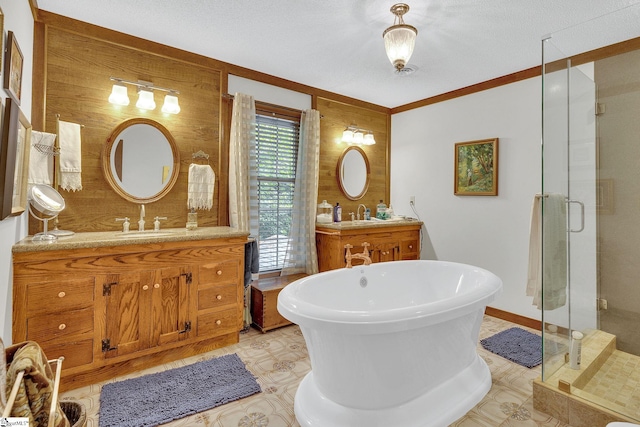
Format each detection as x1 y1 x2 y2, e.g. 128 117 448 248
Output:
255 106 300 272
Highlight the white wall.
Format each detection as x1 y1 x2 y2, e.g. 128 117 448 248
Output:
391 77 543 321
0 0 34 344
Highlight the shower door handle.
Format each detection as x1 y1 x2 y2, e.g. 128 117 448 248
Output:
568 199 585 233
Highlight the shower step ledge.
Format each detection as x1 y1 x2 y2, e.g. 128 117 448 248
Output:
547 329 617 390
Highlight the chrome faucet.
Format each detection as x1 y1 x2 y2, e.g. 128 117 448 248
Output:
357 204 368 221
344 242 372 268
138 204 145 231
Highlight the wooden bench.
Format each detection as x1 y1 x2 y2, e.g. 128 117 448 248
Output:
251 273 308 333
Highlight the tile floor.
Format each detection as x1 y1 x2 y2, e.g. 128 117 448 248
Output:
60 315 572 427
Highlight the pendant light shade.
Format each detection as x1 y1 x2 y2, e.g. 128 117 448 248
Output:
136 88 156 110
161 92 181 114
383 3 418 71
108 82 130 106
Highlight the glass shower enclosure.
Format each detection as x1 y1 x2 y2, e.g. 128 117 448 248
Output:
541 3 640 422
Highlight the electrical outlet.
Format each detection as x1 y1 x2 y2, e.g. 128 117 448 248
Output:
409 195 415 205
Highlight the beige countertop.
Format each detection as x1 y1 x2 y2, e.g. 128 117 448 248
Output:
12 226 249 253
316 218 422 230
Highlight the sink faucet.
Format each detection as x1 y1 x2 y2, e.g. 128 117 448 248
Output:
138 204 145 231
357 204 368 221
344 242 372 268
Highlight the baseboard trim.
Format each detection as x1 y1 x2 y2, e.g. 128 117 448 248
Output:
485 306 541 331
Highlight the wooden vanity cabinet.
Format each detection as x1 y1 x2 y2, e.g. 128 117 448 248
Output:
316 222 421 271
12 236 246 391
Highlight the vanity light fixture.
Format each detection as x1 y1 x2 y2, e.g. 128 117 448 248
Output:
383 3 418 71
352 131 365 145
341 125 376 145
136 87 156 110
108 82 130 106
161 91 181 114
108 77 181 114
363 133 376 145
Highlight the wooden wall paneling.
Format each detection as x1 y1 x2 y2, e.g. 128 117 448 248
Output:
316 97 390 219
38 26 222 233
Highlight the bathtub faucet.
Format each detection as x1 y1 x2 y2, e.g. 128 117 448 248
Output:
344 242 372 268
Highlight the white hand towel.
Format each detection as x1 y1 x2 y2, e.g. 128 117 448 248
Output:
526 195 542 308
526 193 567 310
188 164 215 210
28 131 56 185
58 120 82 191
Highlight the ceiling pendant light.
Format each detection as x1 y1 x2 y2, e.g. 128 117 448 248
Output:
383 3 418 71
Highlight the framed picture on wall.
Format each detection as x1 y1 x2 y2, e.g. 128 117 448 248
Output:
454 138 499 196
0 98 31 219
3 31 24 105
0 8 4 74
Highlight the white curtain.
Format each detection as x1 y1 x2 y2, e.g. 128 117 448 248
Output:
281 109 321 276
228 93 256 233
228 93 258 330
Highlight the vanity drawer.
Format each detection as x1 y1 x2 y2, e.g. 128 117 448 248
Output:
196 308 238 337
400 239 418 253
198 283 237 310
26 307 94 343
199 260 239 286
41 339 94 370
27 277 95 315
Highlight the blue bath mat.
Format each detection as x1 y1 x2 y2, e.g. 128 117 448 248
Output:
480 327 542 368
99 353 261 427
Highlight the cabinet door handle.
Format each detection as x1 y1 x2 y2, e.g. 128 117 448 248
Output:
58 291 66 298
216 270 223 276
216 320 222 325
58 323 66 330
143 285 149 291
216 295 222 300
154 283 160 289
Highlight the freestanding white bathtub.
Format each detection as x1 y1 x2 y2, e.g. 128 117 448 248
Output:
277 260 503 427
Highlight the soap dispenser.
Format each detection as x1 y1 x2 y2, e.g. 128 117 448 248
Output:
333 202 342 222
116 217 130 233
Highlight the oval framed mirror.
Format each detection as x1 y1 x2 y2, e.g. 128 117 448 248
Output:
337 146 370 200
102 118 180 203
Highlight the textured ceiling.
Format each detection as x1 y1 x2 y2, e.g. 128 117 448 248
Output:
37 0 640 108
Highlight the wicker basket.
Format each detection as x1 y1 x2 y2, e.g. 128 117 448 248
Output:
60 401 87 427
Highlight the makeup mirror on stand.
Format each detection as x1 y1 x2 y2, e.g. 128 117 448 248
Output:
28 184 66 241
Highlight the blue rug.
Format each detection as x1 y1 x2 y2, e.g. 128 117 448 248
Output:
480 327 542 368
99 353 261 427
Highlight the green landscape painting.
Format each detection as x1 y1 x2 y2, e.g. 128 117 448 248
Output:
454 138 498 196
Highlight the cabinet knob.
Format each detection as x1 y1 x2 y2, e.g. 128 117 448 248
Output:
216 270 222 276
216 295 222 300
409 245 413 249
58 291 66 298
154 283 160 289
143 285 149 291
58 323 66 330
216 320 222 325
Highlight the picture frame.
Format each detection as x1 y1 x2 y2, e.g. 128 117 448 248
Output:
0 8 4 73
0 98 31 219
454 138 499 196
3 31 24 105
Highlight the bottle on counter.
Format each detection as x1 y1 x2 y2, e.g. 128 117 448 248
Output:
333 202 342 222
569 331 583 369
376 200 387 220
364 208 371 220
